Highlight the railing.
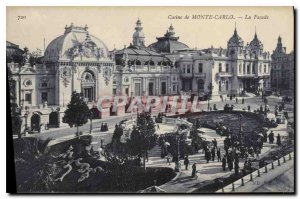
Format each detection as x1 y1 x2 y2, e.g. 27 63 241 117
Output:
162 117 193 128
216 72 233 77
216 152 294 193
194 73 206 78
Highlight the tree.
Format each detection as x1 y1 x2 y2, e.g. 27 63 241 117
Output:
111 124 124 153
7 66 22 138
63 91 90 138
127 112 158 171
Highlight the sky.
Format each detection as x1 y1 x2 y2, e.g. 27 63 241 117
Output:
6 6 294 54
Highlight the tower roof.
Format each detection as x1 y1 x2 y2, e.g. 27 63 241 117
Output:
227 25 244 47
148 24 189 53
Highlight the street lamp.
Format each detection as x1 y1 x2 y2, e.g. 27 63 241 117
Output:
24 111 29 132
207 83 213 111
174 129 182 172
89 110 93 134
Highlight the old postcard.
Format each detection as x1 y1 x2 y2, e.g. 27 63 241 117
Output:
6 6 295 193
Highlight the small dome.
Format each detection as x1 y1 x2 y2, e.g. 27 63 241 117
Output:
44 23 110 62
249 33 263 49
228 28 244 47
133 31 145 38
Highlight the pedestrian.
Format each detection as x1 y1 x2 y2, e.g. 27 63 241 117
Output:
277 134 281 146
230 95 233 101
212 138 218 149
166 154 171 165
228 158 233 171
191 163 197 178
234 161 239 175
211 147 215 161
157 124 160 130
205 150 211 163
217 148 221 162
236 97 238 104
242 98 245 104
247 105 251 112
268 130 274 144
222 156 227 171
184 155 190 170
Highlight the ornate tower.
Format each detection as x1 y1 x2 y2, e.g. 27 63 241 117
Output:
249 29 263 57
132 18 145 48
227 24 244 57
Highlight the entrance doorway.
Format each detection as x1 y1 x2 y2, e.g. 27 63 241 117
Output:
161 82 167 95
148 82 154 95
81 71 96 102
49 112 59 128
31 114 41 132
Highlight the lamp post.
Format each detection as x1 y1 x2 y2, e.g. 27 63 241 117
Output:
174 129 182 172
207 83 213 111
24 111 29 132
89 110 93 134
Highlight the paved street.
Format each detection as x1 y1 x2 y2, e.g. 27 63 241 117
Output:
26 94 293 193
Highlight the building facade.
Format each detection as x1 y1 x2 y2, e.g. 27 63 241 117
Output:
8 20 274 133
270 36 294 97
9 24 114 131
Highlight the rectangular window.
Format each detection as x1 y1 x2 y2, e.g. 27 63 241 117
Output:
173 85 176 92
25 93 32 104
148 82 154 95
187 66 191 73
125 88 129 96
161 82 167 95
226 64 229 73
219 63 222 73
113 88 117 95
41 82 47 87
135 83 141 96
198 63 203 73
264 65 267 73
41 92 48 102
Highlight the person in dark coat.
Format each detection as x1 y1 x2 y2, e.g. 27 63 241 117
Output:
217 148 221 162
205 150 211 163
247 105 251 112
212 138 218 149
211 147 215 161
234 161 239 175
222 156 227 171
242 98 245 104
276 134 281 146
236 97 238 104
268 131 274 144
191 163 197 177
184 156 190 170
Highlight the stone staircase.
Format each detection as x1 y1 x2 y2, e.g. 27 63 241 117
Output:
148 144 162 157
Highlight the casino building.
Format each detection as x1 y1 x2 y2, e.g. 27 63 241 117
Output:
8 24 114 131
8 19 273 133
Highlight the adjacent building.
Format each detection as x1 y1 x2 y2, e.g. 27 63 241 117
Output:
270 36 295 97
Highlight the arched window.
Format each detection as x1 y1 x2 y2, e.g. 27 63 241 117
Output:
149 60 155 66
135 60 141 65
